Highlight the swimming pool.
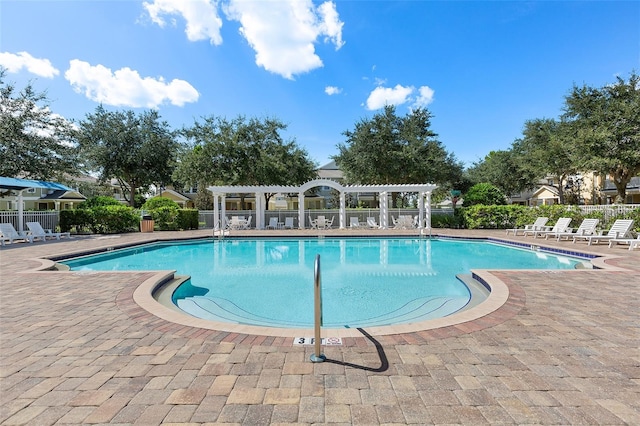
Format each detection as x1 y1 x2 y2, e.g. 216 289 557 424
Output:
62 237 585 329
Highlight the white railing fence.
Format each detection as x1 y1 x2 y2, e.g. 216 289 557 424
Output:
0 211 60 232
578 204 640 222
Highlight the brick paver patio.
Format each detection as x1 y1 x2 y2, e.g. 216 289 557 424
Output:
1 228 638 425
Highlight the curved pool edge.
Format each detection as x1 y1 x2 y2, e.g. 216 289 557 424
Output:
131 267 511 338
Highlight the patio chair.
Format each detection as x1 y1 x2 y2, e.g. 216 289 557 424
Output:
242 216 252 230
284 217 295 229
266 217 280 230
578 219 635 245
0 223 34 245
323 216 334 229
367 217 379 228
506 217 549 236
308 216 318 229
349 217 362 229
545 218 599 241
316 216 327 229
26 222 71 240
528 217 572 239
608 234 640 251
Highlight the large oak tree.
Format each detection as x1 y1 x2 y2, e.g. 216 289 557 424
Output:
77 106 178 206
0 69 78 180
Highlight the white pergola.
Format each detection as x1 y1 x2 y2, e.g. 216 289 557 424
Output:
208 179 437 230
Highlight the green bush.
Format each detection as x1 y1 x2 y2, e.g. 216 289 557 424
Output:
90 205 140 233
177 209 200 230
459 204 525 229
60 201 138 234
431 213 463 228
78 195 121 209
462 183 507 207
142 197 180 230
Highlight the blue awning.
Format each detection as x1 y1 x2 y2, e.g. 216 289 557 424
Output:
0 177 73 192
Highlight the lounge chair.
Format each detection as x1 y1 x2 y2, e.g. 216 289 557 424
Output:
608 234 640 250
506 217 549 236
284 217 295 229
349 217 363 229
367 217 379 228
266 217 280 230
0 223 34 245
545 218 599 241
578 219 635 245
26 222 71 240
527 217 572 239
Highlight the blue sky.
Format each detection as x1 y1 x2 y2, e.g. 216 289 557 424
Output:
1 1 638 169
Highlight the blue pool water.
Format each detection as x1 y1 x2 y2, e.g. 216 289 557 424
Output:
62 238 584 328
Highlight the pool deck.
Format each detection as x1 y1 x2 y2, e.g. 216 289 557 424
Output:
1 228 638 425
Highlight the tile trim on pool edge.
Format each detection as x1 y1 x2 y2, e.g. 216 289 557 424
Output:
130 267 511 338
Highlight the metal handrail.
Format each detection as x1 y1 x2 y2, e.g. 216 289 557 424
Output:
310 254 326 362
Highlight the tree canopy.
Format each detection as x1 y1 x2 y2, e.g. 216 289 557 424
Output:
77 106 179 206
563 71 640 203
174 115 317 208
333 105 463 206
0 69 79 180
466 149 537 197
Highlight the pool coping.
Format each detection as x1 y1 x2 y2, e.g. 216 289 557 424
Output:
28 234 632 338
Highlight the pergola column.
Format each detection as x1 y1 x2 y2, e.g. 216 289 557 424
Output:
339 191 346 229
297 192 305 229
221 195 226 228
425 191 432 229
418 192 425 229
255 192 264 229
213 193 220 230
380 191 388 229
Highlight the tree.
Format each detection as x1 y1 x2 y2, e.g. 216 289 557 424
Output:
462 183 507 206
333 105 462 207
516 118 577 204
0 69 79 180
466 149 536 197
175 115 317 209
77 106 179 206
563 72 640 203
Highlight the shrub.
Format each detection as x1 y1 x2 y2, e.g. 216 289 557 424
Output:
177 209 200 230
459 204 525 229
61 198 138 234
142 197 180 231
462 183 506 207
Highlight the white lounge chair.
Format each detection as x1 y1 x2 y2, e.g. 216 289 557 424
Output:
608 234 640 250
579 219 635 245
284 217 295 229
546 218 599 241
266 217 280 230
0 223 34 245
506 217 549 236
528 217 572 239
349 217 363 229
26 222 71 240
367 217 379 228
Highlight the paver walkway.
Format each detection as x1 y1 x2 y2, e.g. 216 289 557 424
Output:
0 228 638 425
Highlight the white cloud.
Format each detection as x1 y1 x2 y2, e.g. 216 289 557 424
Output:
413 85 435 108
143 0 223 45
0 51 59 78
65 60 200 108
224 0 344 79
365 84 436 110
325 86 341 95
366 84 414 110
